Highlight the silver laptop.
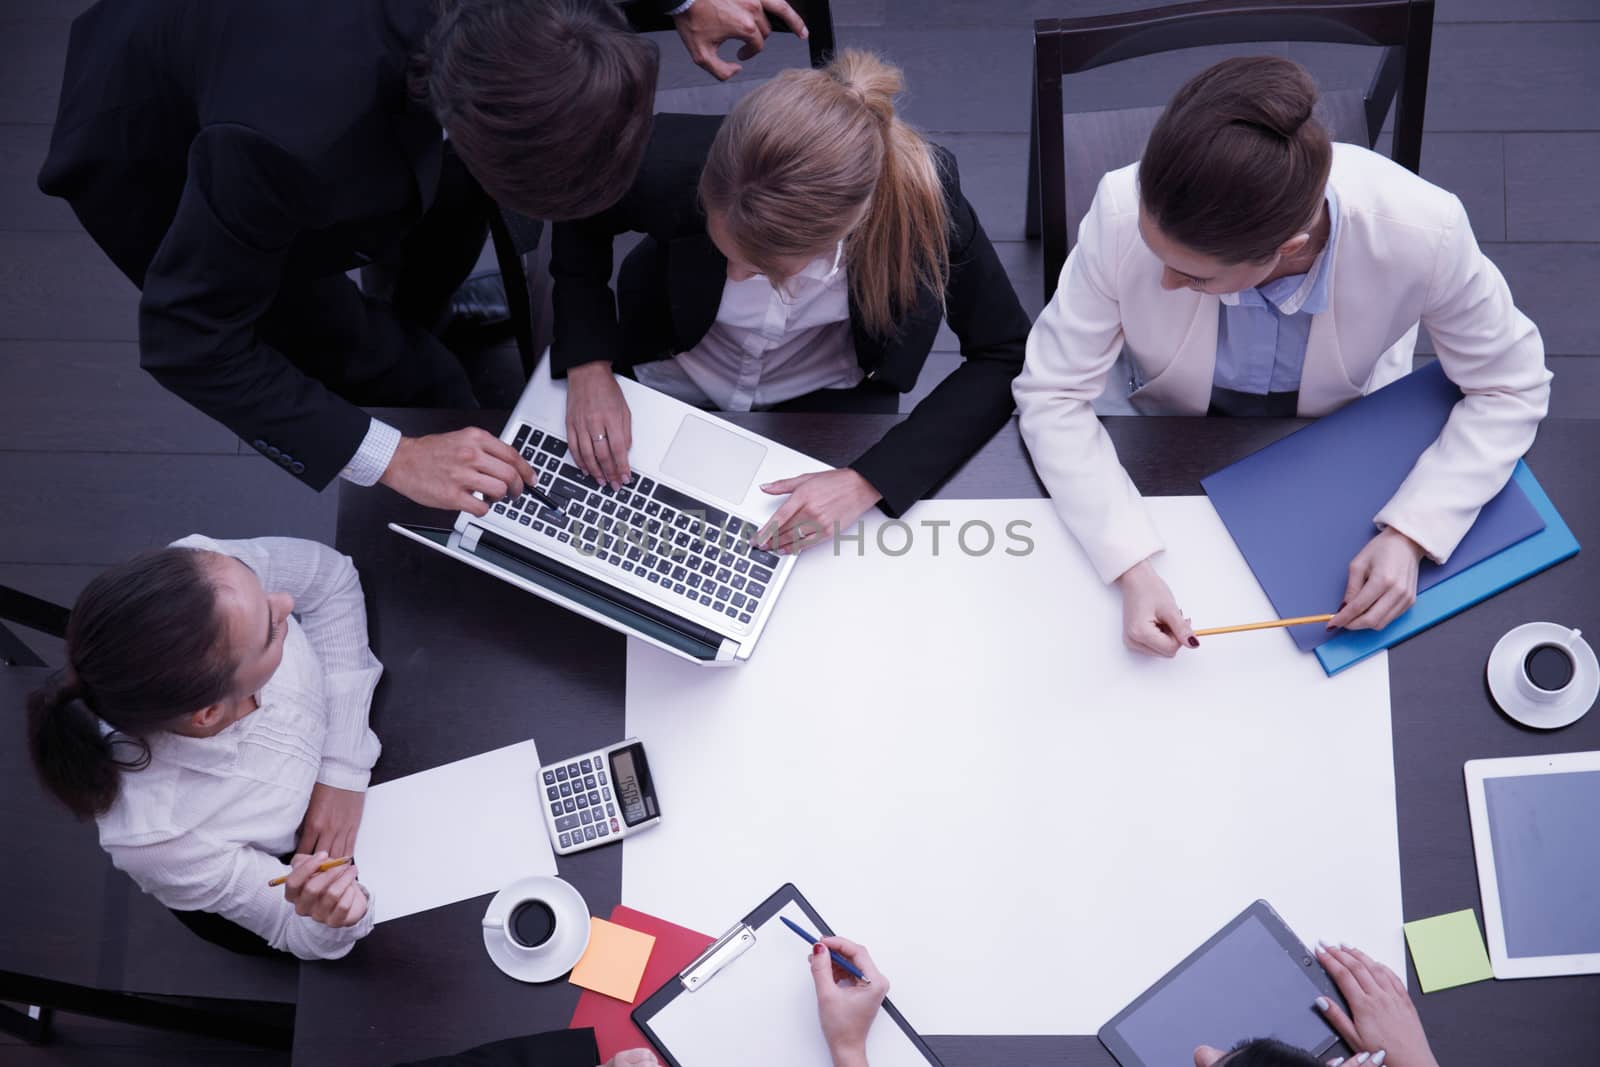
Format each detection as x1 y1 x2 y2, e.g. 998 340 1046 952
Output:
389 355 828 664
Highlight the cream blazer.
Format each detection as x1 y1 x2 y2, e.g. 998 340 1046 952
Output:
1014 143 1551 584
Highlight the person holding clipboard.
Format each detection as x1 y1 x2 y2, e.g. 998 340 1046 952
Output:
1014 57 1551 657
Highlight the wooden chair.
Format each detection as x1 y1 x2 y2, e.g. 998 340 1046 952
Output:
1025 0 1435 302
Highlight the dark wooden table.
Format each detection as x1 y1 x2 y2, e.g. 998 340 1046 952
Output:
294 411 1600 1067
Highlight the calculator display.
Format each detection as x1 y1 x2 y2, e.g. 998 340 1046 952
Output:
609 743 657 827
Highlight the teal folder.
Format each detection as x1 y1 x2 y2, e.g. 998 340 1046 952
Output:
1314 461 1580 675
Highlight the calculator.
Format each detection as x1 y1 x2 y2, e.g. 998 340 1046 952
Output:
540 738 662 854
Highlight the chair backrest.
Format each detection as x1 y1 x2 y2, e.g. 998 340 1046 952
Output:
0 585 69 668
1028 0 1435 301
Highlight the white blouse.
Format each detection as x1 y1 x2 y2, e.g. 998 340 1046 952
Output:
94 534 383 960
634 241 862 410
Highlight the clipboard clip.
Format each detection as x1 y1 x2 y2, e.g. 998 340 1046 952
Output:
680 921 756 992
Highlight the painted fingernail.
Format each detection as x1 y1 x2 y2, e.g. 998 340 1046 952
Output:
1187 636 1199 648
1371 1051 1386 1066
1330 1059 1345 1066
1340 941 1353 949
1315 996 1331 1011
1354 1054 1369 1065
812 943 825 955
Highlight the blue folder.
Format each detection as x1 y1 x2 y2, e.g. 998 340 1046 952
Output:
1314 460 1579 674
1202 361 1545 653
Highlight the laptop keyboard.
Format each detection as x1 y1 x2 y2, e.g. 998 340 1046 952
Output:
489 423 781 627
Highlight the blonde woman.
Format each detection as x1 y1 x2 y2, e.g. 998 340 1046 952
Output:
549 50 1031 552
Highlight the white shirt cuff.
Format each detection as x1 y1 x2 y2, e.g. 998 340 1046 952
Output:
666 0 695 15
339 419 402 487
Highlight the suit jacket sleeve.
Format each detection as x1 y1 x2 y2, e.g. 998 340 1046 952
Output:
849 154 1032 517
550 198 630 377
1373 194 1551 562
1012 173 1165 584
137 125 372 489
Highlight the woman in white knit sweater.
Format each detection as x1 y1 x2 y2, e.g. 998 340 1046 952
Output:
25 534 382 960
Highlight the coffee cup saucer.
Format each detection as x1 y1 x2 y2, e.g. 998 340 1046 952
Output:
482 875 591 983
1486 622 1600 730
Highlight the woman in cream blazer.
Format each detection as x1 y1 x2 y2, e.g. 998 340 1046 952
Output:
1014 57 1550 657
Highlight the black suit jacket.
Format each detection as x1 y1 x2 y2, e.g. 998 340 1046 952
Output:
39 0 675 490
550 113 1032 517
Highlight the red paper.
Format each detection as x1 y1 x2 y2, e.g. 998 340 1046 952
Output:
569 905 714 1061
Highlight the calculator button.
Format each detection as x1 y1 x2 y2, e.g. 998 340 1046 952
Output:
546 786 559 801
739 613 752 624
543 770 556 785
584 827 597 841
610 818 620 832
584 775 596 789
556 815 579 831
581 809 593 825
563 799 576 814
602 786 612 800
567 762 581 776
559 782 572 797
549 802 562 817
597 770 607 784
596 823 609 837
555 766 568 781
580 758 593 772
559 833 571 848
606 803 615 816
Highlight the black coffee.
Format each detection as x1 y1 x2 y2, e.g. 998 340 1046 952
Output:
509 899 557 948
1524 643 1575 692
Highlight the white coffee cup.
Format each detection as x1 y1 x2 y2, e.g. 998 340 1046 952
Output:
481 875 590 982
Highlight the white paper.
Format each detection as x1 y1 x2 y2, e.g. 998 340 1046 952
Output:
355 738 556 923
649 900 935 1067
624 498 1402 1035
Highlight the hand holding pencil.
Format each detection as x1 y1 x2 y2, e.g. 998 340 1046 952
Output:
271 852 369 929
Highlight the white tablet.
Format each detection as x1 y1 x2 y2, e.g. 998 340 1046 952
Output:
1464 751 1600 979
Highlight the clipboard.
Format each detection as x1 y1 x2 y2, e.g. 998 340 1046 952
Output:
632 884 943 1067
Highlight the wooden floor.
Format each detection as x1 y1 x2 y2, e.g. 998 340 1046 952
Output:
2 0 1595 1062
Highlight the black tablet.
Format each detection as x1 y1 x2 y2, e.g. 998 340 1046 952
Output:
1099 900 1348 1067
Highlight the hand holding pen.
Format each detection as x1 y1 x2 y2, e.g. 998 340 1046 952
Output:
805 933 888 1067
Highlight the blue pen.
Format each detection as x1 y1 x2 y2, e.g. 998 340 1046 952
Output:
780 916 871 984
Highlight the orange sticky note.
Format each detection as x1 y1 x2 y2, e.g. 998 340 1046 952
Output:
570 917 657 1002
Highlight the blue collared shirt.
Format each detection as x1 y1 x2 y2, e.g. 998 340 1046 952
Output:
1213 187 1340 396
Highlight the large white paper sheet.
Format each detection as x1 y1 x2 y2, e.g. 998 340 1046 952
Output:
355 738 556 923
624 498 1401 1035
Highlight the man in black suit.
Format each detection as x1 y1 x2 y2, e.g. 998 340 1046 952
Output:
38 0 806 514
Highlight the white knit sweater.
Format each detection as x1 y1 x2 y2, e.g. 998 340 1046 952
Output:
94 535 382 960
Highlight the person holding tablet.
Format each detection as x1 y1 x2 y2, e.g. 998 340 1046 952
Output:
1195 942 1441 1067
550 50 1032 553
1014 57 1550 656
25 535 382 960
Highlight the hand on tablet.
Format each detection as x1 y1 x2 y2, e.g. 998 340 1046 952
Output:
809 936 888 1067
1314 942 1440 1067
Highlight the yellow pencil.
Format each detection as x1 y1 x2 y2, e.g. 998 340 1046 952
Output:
1193 614 1335 637
267 856 352 887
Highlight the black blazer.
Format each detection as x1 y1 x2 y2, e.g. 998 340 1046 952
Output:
38 0 675 490
550 113 1032 517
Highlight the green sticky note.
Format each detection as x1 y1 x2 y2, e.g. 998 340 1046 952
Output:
1402 909 1494 992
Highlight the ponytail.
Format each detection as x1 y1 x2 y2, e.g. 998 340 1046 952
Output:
700 49 950 340
22 547 235 819
1139 56 1332 265
27 672 148 819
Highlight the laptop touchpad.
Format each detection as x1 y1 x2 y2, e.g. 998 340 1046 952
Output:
658 415 767 505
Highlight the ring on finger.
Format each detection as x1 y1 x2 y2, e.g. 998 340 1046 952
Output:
594 432 607 443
